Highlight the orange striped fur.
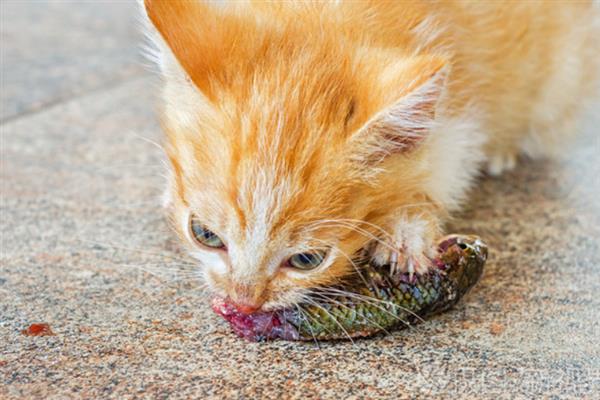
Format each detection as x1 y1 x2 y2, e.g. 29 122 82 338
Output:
142 0 599 310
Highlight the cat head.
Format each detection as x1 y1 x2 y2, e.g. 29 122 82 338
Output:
142 0 446 312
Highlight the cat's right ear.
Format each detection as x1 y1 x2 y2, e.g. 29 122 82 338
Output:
348 56 447 167
140 0 242 101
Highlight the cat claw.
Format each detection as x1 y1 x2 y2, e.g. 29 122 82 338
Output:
389 251 399 276
388 252 418 282
373 240 434 279
407 257 415 281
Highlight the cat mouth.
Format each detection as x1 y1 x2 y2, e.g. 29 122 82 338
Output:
211 235 487 342
211 297 301 341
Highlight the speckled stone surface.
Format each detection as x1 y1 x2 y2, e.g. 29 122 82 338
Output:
0 0 143 121
1 2 599 399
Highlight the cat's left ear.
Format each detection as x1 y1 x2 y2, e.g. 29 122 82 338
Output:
351 57 448 164
140 0 243 102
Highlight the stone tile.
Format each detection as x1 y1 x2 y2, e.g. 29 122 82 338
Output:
1 76 599 398
1 1 599 398
1 0 145 121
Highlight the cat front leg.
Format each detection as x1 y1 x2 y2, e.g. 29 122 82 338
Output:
370 210 442 278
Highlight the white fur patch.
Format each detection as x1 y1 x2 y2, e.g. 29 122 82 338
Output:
137 0 209 129
391 216 429 256
425 110 487 210
350 65 448 178
370 214 436 275
226 167 297 281
190 248 229 276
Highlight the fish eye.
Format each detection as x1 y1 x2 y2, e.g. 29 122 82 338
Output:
189 216 225 249
287 250 327 270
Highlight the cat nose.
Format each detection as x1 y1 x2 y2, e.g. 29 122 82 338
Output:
227 296 263 314
225 295 262 314
229 283 265 314
233 302 260 314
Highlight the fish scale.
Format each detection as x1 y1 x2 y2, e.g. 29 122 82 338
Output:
212 234 487 341
286 235 487 340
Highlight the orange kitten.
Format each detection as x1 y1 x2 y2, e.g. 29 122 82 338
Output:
141 0 599 312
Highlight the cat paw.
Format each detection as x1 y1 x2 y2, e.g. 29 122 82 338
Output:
486 152 517 176
370 216 438 278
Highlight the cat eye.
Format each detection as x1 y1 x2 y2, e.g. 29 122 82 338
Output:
189 217 225 249
287 250 327 270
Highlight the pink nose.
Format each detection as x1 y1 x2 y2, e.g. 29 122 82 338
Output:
232 302 260 315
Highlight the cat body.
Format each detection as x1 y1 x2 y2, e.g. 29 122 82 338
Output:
142 0 599 311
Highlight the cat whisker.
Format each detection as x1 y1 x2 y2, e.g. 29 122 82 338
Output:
304 203 432 231
118 261 198 270
299 297 356 346
294 304 321 349
89 163 166 174
127 130 167 156
306 218 396 242
311 238 371 289
315 286 417 320
118 261 200 274
124 265 201 283
302 221 398 254
296 295 342 342
308 292 393 338
315 286 425 325
79 239 196 264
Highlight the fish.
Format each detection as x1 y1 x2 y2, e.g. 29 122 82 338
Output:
212 234 487 341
